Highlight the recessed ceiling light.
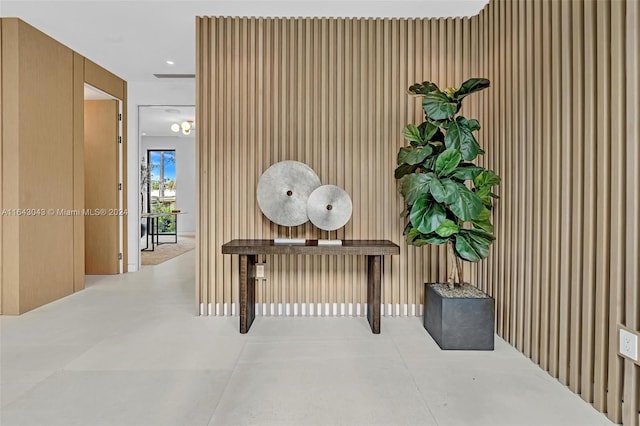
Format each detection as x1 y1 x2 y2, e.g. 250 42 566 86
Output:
166 60 175 65
142 132 147 136
165 108 181 114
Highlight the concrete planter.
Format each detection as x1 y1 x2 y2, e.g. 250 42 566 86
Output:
423 283 495 350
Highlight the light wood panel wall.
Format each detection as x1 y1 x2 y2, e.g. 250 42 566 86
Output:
1 18 75 314
197 16 478 318
478 0 639 424
0 18 128 314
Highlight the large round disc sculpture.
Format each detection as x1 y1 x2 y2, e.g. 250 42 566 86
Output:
257 161 321 227
307 185 353 231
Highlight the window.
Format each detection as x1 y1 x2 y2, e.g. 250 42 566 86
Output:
147 150 176 234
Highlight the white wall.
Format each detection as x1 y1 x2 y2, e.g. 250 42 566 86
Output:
141 135 196 233
127 80 195 272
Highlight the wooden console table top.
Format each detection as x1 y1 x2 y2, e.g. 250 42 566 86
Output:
221 239 400 256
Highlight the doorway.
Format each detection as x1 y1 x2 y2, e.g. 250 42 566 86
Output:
138 106 196 266
84 84 123 274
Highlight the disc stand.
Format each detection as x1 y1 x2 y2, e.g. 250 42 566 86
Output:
318 230 343 246
273 226 306 245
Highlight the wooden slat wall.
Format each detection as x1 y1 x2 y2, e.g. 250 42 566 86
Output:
197 16 474 318
478 0 639 424
197 4 639 422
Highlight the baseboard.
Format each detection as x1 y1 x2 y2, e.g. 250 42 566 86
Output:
199 303 423 317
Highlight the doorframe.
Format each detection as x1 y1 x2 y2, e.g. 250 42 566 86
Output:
84 83 124 274
136 104 195 268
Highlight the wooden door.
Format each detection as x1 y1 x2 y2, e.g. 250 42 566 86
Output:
84 100 119 274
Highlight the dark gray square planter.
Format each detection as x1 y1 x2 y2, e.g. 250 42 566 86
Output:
424 283 495 350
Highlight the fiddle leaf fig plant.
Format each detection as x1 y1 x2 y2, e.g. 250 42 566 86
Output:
396 78 500 288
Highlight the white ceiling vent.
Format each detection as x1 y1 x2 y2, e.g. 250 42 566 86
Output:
153 73 195 79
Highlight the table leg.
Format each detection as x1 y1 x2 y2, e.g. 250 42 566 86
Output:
367 255 382 334
141 216 155 252
239 254 257 333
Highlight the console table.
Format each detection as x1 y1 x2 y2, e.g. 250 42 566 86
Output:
221 239 400 334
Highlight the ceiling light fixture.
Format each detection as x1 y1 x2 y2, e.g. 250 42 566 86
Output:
171 120 195 135
166 60 175 65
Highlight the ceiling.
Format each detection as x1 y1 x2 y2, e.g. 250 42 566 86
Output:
139 106 196 138
0 0 489 83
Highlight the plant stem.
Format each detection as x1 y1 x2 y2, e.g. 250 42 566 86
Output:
447 241 458 289
456 256 464 285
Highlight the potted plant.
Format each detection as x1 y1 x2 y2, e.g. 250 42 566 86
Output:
395 78 500 350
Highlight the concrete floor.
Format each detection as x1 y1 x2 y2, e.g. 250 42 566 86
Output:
0 251 615 426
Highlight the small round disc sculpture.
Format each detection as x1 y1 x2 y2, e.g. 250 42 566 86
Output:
256 161 321 227
307 185 353 231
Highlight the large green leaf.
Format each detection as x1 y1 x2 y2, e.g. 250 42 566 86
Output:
445 117 483 161
451 164 485 180
418 121 440 142
474 170 502 189
397 146 432 166
405 227 444 247
435 219 460 237
474 186 493 208
410 195 446 234
467 119 481 131
423 233 449 245
402 124 423 145
454 231 491 262
472 207 494 233
430 177 459 204
405 226 422 242
394 164 418 179
408 81 440 96
449 183 484 221
453 78 490 101
467 227 496 242
434 148 462 176
400 173 434 204
422 91 459 120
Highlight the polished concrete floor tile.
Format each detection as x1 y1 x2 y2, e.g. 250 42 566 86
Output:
209 360 437 426
0 250 615 426
247 317 377 341
411 366 613 426
0 370 229 426
65 323 246 371
238 338 401 366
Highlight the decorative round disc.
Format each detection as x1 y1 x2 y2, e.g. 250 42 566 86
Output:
307 185 353 231
257 161 321 227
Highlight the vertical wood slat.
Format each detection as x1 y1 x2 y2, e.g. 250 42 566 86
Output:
539 0 551 371
594 0 612 411
581 0 597 403
624 1 640 424
569 0 585 395
515 0 526 353
196 6 638 421
607 0 625 422
548 0 561 378
558 0 572 386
